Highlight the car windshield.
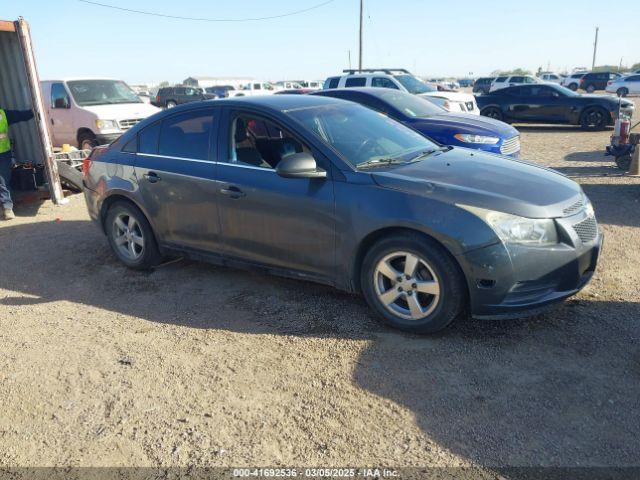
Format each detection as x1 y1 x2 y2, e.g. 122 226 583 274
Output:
67 80 142 106
287 102 441 169
394 75 437 94
376 90 445 118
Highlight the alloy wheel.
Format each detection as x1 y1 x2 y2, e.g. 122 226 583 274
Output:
373 251 441 321
113 213 145 261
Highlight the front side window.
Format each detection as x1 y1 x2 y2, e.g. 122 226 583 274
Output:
158 111 213 160
288 103 440 169
510 76 524 83
495 76 508 82
253 83 262 90
371 77 399 89
227 114 310 169
51 82 70 109
394 75 436 94
345 77 367 87
66 80 142 106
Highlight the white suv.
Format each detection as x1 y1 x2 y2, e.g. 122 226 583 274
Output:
323 69 478 114
561 72 588 91
489 75 541 92
538 72 563 84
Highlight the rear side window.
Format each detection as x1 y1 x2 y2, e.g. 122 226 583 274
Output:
138 121 161 154
495 76 508 82
626 75 640 82
158 110 213 160
324 77 339 89
371 77 399 89
345 77 367 87
510 76 524 83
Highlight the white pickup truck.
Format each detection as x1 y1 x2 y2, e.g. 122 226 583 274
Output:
41 78 160 149
227 81 279 97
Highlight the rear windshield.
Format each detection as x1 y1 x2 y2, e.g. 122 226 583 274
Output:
377 90 444 118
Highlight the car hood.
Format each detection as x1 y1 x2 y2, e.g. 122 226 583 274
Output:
579 93 634 107
408 113 518 138
418 91 476 103
81 102 161 119
371 148 583 219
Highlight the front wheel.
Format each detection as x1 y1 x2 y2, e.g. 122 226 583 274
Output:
580 107 608 130
166 100 177 108
615 154 632 171
481 107 503 121
617 88 629 97
361 234 467 333
105 201 162 270
586 84 596 93
568 83 578 91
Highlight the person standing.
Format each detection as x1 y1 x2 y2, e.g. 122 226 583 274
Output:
0 107 34 220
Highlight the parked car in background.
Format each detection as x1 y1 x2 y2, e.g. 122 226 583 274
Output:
204 85 237 98
275 81 303 90
227 81 278 97
561 72 588 91
538 72 563 84
323 69 479 114
313 88 521 157
476 83 634 129
41 78 160 149
83 95 601 333
580 72 622 93
458 78 474 88
153 86 215 108
275 88 315 95
605 74 640 97
473 77 495 94
490 75 541 92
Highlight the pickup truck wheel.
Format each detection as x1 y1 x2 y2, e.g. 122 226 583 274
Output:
568 83 578 91
615 154 632 171
580 107 608 130
481 107 503 121
616 87 629 97
166 100 177 108
78 132 98 150
586 84 596 93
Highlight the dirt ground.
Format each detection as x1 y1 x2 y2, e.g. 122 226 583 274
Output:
1 112 639 474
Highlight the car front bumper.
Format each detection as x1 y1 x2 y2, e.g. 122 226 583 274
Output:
457 214 602 319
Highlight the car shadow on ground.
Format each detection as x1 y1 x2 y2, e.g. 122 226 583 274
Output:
581 183 640 227
1 219 639 471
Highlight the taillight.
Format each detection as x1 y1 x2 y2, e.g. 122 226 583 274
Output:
155 95 160 103
607 81 612 85
82 157 92 178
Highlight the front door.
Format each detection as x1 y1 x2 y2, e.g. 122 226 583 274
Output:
214 109 336 281
134 107 222 252
48 82 75 146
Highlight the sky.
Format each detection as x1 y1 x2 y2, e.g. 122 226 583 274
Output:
5 0 640 85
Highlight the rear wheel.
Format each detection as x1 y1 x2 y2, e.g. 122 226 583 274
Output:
617 87 629 97
481 107 503 121
580 107 608 130
105 201 162 270
78 131 98 150
361 233 466 333
615 154 632 171
166 100 177 108
568 83 578 91
586 84 596 93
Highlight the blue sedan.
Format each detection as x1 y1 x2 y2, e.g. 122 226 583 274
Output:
313 88 521 157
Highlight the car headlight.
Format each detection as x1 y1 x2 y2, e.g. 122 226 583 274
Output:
454 134 500 144
95 119 118 131
459 205 558 245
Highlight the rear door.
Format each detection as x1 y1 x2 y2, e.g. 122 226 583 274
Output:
214 108 336 280
626 75 640 94
134 107 222 252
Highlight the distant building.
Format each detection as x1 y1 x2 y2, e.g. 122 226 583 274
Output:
183 76 254 89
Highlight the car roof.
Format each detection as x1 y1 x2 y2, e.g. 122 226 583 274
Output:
314 87 401 99
159 94 346 114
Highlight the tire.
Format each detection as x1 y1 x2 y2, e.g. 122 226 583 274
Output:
615 154 632 171
586 84 596 93
78 131 98 150
360 233 467 334
105 201 162 270
166 100 177 108
580 107 608 130
57 162 83 192
568 83 578 91
481 107 503 121
617 87 629 97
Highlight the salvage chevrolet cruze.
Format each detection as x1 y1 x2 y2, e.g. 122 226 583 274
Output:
83 96 602 333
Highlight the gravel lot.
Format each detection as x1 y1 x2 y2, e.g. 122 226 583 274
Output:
1 112 639 473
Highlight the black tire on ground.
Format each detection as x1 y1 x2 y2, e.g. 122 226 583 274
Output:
615 154 632 171
360 233 467 334
580 107 609 130
586 84 596 93
105 201 163 270
78 131 98 150
481 107 503 121
568 83 578 91
617 88 629 97
56 162 83 192
166 100 177 108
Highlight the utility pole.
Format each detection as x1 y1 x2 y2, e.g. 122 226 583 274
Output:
591 26 599 70
358 0 363 70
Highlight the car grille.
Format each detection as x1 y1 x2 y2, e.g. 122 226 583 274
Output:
572 216 598 244
118 118 143 130
466 101 475 111
500 136 520 155
563 199 584 216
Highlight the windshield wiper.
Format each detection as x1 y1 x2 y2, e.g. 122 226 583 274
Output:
357 158 409 170
407 146 450 163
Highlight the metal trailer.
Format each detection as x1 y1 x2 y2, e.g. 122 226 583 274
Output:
0 17 64 204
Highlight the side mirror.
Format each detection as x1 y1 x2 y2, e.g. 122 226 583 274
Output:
276 152 326 179
54 97 69 109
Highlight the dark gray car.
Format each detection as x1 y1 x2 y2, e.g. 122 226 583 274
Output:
83 96 602 333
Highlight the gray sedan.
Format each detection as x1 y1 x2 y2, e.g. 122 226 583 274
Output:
82 95 602 333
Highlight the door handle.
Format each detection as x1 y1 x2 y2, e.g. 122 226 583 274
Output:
220 186 246 199
143 171 161 183
50 118 54 125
